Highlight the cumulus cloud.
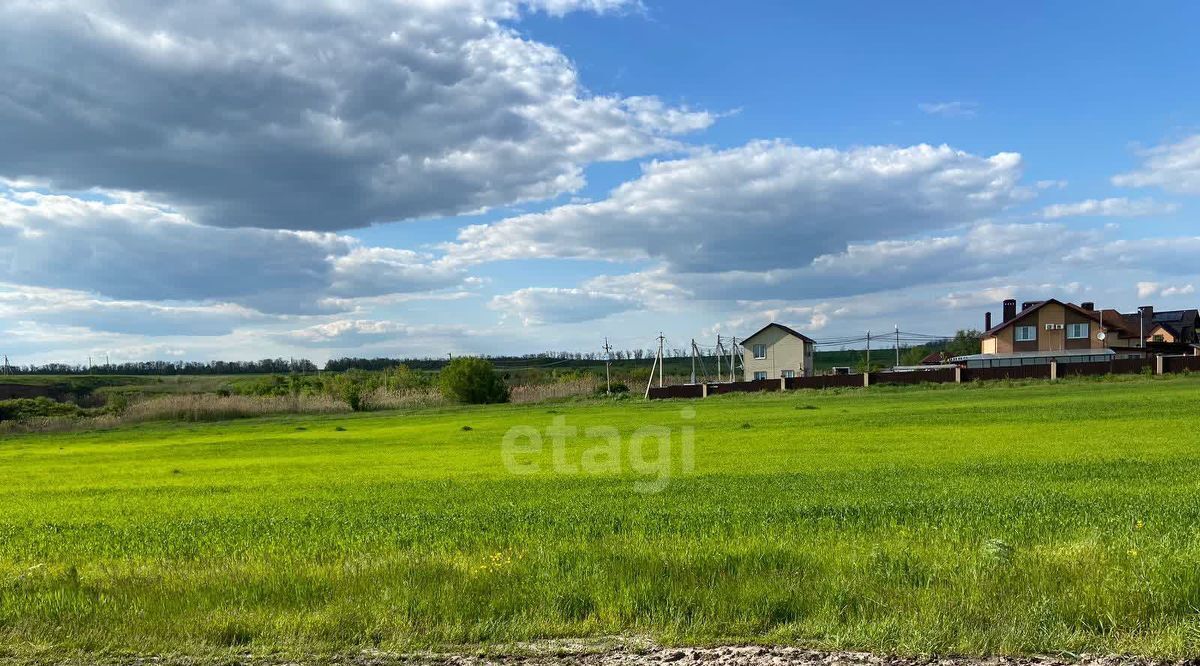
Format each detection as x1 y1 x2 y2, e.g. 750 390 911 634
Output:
0 284 262 337
1113 135 1200 194
449 140 1026 271
494 222 1091 325
0 185 466 313
1136 282 1196 299
489 287 638 325
918 101 979 117
1041 197 1178 219
1066 237 1200 275
0 0 709 231
283 319 473 347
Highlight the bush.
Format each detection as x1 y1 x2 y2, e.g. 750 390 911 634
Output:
0 397 85 422
439 358 509 404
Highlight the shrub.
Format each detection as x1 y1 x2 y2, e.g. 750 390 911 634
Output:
595 382 629 395
439 358 509 404
0 397 85 421
4 397 78 420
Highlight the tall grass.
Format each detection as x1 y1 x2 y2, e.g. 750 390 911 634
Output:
363 387 447 410
4 376 1200 659
509 377 601 403
121 393 351 422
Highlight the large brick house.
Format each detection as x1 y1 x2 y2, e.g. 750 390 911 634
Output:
979 299 1139 355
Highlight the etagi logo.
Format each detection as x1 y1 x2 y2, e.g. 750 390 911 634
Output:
501 407 696 493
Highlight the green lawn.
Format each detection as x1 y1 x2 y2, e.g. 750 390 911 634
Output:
3 376 1200 661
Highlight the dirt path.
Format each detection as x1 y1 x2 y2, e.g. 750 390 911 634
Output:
348 647 1186 666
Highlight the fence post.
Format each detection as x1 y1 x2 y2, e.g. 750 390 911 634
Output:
954 366 962 383
701 383 708 398
1156 355 1164 375
863 372 870 388
1049 360 1057 381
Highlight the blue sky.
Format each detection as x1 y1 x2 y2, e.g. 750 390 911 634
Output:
1 1 1198 364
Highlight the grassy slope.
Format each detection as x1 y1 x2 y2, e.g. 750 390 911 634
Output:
2 376 1200 659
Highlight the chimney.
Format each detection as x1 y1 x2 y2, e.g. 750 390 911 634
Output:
985 311 992 330
1140 305 1154 340
1021 301 1036 312
1081 302 1095 311
1002 299 1017 323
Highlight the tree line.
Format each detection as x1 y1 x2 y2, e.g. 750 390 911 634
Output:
2 331 982 377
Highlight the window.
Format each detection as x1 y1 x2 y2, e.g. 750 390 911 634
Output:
1066 323 1089 339
781 370 795 378
752 344 767 359
1014 325 1037 342
1153 334 1165 342
753 371 768 380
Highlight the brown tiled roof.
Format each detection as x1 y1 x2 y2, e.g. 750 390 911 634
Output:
919 351 945 365
984 299 1137 338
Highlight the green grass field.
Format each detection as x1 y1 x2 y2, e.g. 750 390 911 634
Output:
3 376 1200 661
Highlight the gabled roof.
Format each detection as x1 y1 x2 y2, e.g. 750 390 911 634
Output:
1153 309 1199 323
984 299 1135 337
919 351 946 365
743 322 814 344
1148 322 1182 337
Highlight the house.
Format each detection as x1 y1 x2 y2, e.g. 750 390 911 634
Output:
979 298 1140 355
958 298 1148 368
741 323 815 380
1128 308 1200 345
919 351 947 365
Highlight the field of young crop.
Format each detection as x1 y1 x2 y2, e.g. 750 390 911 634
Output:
3 375 1200 662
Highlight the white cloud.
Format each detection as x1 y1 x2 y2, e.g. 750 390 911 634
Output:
489 287 638 325
449 140 1026 272
1136 282 1196 299
0 0 708 231
1066 237 1200 274
567 222 1087 310
1041 197 1178 219
1113 135 1200 194
284 319 473 348
918 101 978 117
1035 179 1068 190
0 284 262 337
0 185 466 313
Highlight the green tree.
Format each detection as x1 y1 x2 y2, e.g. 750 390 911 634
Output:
439 357 509 404
900 345 933 366
945 329 983 358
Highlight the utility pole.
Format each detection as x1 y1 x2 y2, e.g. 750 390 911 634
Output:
729 336 739 382
866 331 871 372
895 325 900 368
690 338 697 384
643 333 664 399
657 332 665 388
602 337 613 395
715 336 721 382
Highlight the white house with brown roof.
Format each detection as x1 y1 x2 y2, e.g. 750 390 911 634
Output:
742 323 815 380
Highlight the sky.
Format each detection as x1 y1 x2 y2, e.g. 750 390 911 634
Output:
2 0 1199 365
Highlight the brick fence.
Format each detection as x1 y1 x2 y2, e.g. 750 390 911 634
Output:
646 355 1194 399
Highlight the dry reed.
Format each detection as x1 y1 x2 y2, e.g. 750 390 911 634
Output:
121 393 350 423
509 377 600 403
